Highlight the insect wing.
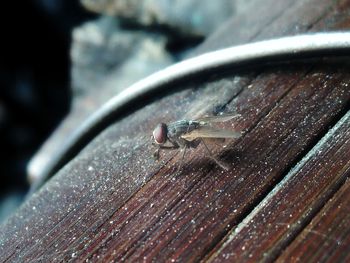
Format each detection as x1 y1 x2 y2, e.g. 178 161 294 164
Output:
181 125 241 141
195 113 241 124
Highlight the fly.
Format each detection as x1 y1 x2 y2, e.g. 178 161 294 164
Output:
152 113 241 171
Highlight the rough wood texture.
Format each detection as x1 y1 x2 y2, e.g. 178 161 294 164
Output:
278 177 350 263
1 0 350 262
208 112 350 262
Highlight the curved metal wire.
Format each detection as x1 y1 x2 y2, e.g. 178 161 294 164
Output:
28 32 350 194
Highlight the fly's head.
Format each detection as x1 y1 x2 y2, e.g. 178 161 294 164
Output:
152 123 168 145
152 123 168 160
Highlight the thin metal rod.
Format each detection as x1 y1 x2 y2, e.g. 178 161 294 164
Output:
28 32 350 194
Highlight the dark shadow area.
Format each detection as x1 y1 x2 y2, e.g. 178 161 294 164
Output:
0 1 94 220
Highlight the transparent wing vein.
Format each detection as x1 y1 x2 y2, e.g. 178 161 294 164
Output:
181 125 241 141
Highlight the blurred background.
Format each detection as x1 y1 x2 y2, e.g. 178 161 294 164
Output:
0 1 94 222
0 0 244 222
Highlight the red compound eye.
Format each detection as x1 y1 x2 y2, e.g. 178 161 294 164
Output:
153 123 167 144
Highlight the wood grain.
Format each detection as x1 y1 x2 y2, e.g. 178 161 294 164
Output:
207 111 350 262
1 0 350 262
278 177 350 263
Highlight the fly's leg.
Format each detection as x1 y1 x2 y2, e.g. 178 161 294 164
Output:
177 145 187 173
201 139 230 171
153 148 160 160
152 143 178 160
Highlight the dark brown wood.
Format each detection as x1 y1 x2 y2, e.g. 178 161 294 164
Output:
207 112 350 262
1 0 350 262
278 177 350 263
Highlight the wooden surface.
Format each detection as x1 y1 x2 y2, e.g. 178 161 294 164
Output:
208 112 350 262
1 0 350 262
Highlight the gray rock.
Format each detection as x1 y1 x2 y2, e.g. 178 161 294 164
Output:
71 16 171 97
81 0 235 36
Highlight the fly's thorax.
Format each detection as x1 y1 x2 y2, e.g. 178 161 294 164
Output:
167 120 200 139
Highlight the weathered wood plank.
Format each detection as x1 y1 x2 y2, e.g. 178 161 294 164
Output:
0 76 251 262
3 60 347 263
1 0 350 262
99 65 350 263
278 177 350 263
207 111 350 262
